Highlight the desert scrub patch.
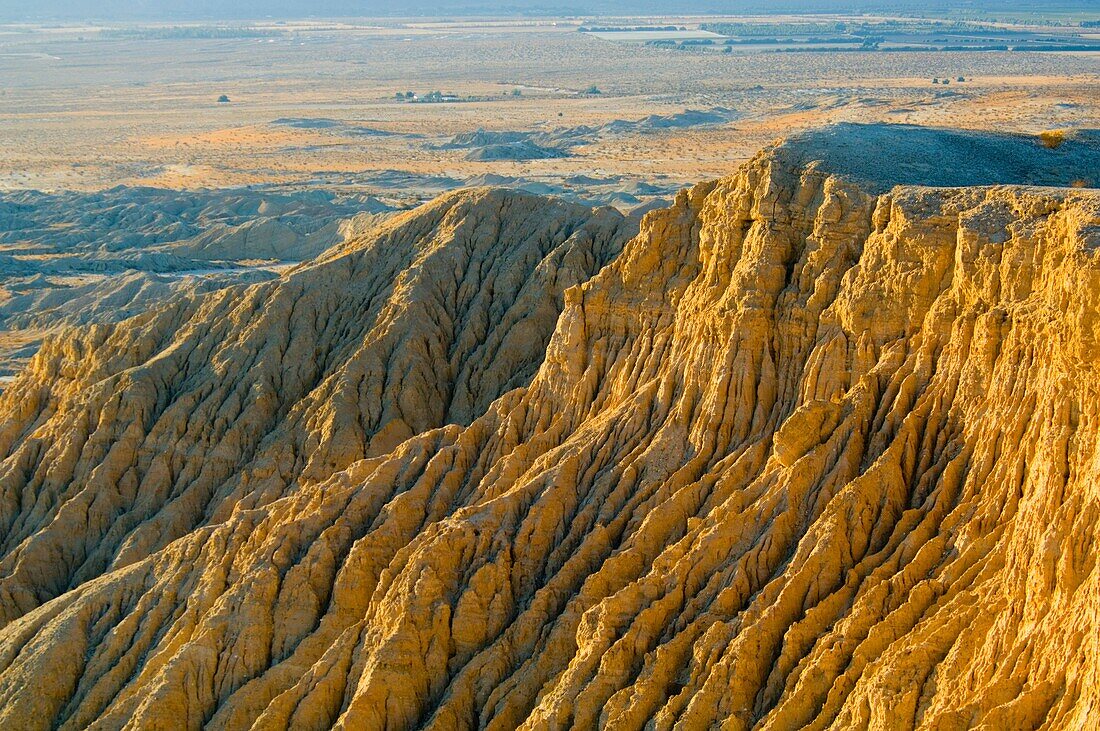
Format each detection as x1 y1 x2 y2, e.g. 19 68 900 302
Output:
1038 129 1067 149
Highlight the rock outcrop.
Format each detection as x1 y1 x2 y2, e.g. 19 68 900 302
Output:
0 125 1097 730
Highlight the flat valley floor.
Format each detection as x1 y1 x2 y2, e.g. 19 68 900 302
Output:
1 17 1097 200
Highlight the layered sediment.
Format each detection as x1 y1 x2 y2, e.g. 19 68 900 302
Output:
0 126 1097 730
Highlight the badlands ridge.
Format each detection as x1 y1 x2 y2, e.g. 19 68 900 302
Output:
0 124 1098 729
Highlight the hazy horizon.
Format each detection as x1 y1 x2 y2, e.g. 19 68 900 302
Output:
2 0 1098 22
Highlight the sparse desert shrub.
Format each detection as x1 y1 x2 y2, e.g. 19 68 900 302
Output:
1039 129 1067 149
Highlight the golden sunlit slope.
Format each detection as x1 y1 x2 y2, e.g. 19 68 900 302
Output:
0 189 630 627
0 125 1098 730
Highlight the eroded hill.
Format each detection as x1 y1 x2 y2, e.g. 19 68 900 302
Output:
0 187 397 379
0 125 1097 730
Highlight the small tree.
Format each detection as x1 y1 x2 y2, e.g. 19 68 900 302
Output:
217 94 230 103
512 88 522 97
585 85 601 95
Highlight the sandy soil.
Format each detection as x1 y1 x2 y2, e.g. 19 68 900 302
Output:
0 19 1095 196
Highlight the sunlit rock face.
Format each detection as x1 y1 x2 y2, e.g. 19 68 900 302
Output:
0 125 1098 730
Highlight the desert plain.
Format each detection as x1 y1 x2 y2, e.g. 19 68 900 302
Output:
2 16 1098 195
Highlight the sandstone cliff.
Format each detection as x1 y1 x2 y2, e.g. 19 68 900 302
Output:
0 126 1097 730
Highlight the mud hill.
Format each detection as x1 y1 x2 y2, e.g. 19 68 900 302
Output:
436 108 740 163
0 269 279 331
0 187 397 378
0 186 392 266
0 124 1098 730
464 142 570 162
